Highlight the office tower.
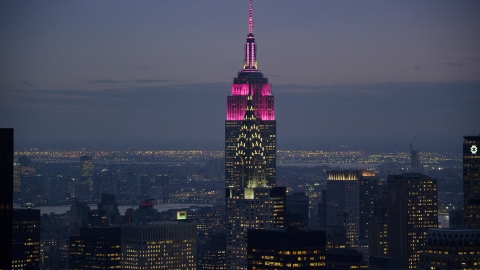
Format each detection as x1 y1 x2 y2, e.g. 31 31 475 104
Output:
12 209 41 270
411 150 420 172
198 233 227 270
133 199 159 224
94 168 116 200
286 192 310 227
420 228 480 269
318 190 327 227
325 249 368 270
270 186 286 228
326 171 360 248
21 173 43 204
68 201 90 236
78 156 94 201
14 156 35 200
247 228 326 269
386 173 438 269
0 128 13 270
368 185 388 257
154 174 170 204
69 227 121 269
358 170 378 242
118 171 136 203
121 221 197 269
50 173 67 203
225 0 276 189
449 209 464 228
463 135 480 228
225 2 275 269
98 193 120 226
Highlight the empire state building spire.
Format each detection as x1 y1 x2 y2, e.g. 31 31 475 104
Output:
243 0 258 71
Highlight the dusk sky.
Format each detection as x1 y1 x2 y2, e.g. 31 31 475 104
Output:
1 1 479 151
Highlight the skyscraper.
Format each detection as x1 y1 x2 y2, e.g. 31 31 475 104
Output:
0 128 13 270
78 156 94 201
225 0 275 189
385 173 438 269
12 209 41 270
463 135 480 228
326 171 360 249
225 2 276 268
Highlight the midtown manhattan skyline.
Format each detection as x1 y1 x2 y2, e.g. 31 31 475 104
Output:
1 1 479 151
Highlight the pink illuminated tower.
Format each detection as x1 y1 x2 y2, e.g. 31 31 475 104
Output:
225 0 275 190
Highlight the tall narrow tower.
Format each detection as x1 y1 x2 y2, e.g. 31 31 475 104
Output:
225 0 275 190
463 135 480 227
225 2 276 269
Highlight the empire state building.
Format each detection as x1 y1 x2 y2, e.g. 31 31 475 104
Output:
225 1 278 269
225 1 276 190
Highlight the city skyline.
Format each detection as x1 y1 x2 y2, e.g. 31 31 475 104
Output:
1 1 480 151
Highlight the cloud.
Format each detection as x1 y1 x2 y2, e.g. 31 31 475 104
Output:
2 80 479 151
22 81 34 87
443 61 465 67
86 79 121 84
130 79 170 83
413 65 421 71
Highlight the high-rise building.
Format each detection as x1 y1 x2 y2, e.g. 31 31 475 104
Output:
225 2 276 269
225 0 276 190
78 156 94 201
326 171 360 248
385 173 438 269
358 170 378 242
286 192 310 228
121 221 197 269
463 135 480 228
420 228 480 269
0 128 13 270
247 228 326 269
12 209 41 270
69 227 121 269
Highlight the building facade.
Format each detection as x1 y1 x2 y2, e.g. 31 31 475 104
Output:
326 171 360 248
386 173 438 269
463 135 480 228
247 228 326 270
121 222 197 269
421 228 480 269
12 209 41 270
69 227 121 269
225 2 276 269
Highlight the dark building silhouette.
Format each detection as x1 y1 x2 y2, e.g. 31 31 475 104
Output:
198 233 227 270
247 228 326 269
449 209 464 228
0 128 13 270
463 135 480 228
118 171 136 203
69 227 121 269
97 193 120 225
318 190 327 227
325 249 367 270
155 174 170 204
12 209 41 270
286 192 309 227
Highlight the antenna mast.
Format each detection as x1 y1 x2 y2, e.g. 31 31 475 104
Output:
249 0 253 33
